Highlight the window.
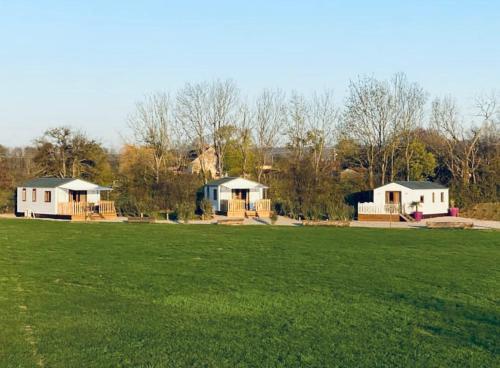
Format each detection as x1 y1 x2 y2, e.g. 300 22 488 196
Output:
22 188 26 201
213 188 218 201
432 192 435 203
32 189 37 202
441 192 444 202
44 191 51 203
420 195 424 203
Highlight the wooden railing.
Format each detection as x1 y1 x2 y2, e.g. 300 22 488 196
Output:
58 202 88 216
255 199 271 212
220 199 246 217
229 199 246 212
98 200 116 214
57 201 116 216
357 202 400 214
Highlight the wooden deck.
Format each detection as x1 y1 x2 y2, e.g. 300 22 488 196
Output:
220 199 271 218
58 201 117 221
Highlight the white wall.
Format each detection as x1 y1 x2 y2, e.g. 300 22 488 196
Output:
87 190 100 203
204 183 265 212
17 187 57 215
219 178 264 190
56 187 69 203
205 186 222 211
373 183 449 215
248 189 263 209
17 186 103 216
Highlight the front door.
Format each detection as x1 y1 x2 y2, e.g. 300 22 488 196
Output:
385 191 401 205
69 190 87 203
232 189 249 209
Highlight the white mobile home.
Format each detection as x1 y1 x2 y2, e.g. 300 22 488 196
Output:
357 181 449 221
204 177 271 217
16 177 115 220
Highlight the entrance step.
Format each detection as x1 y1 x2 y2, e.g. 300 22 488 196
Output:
399 214 414 222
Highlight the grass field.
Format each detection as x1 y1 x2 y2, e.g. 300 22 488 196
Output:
0 220 498 367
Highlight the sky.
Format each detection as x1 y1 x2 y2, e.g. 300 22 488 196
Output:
0 0 499 148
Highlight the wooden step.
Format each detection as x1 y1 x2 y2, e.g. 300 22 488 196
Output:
217 218 244 225
399 214 414 222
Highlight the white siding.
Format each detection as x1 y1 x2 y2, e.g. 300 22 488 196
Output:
17 184 103 216
373 183 449 215
206 186 222 211
204 178 266 212
17 187 57 215
217 178 265 190
248 188 262 204
87 190 100 203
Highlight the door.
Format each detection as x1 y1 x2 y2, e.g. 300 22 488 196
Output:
69 190 87 203
385 191 401 213
232 189 250 209
385 191 401 204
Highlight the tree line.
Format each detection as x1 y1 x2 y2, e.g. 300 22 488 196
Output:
1 74 498 219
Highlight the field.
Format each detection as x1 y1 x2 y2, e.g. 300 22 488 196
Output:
0 220 498 367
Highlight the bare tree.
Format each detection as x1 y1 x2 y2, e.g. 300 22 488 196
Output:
287 91 309 162
128 93 172 184
254 89 286 181
431 94 494 185
235 102 254 177
208 79 239 177
176 82 211 183
344 76 394 188
308 90 339 177
391 73 427 181
471 93 499 183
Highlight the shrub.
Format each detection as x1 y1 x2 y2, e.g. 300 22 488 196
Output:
270 212 278 225
304 204 323 221
176 202 195 223
199 198 213 220
326 202 354 221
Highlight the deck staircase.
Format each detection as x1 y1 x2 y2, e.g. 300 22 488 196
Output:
399 213 414 222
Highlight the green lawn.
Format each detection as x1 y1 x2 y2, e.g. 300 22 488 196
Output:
0 220 498 367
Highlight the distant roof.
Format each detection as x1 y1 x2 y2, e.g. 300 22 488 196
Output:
394 181 447 190
205 177 240 186
21 177 76 188
205 176 267 188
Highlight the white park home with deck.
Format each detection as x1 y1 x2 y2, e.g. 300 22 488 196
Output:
16 177 116 220
357 181 449 221
204 177 271 218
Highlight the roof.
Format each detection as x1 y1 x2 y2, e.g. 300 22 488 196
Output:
20 177 112 191
21 177 76 188
205 177 239 186
205 176 268 188
393 181 447 190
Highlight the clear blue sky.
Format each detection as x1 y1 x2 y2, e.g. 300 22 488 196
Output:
0 0 498 147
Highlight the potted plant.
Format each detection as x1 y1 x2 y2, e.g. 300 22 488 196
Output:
449 199 459 217
410 201 423 222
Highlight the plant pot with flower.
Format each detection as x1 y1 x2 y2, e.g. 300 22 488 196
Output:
410 201 423 221
449 199 459 217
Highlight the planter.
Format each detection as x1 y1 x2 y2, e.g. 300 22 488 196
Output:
412 211 423 222
449 207 459 217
